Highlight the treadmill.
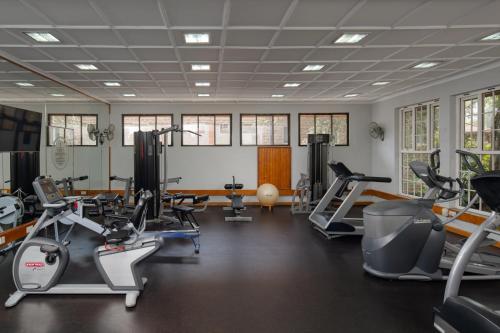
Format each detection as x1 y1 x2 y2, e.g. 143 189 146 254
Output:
434 171 500 333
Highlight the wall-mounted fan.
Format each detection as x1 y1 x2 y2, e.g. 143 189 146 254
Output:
368 122 384 141
87 124 115 145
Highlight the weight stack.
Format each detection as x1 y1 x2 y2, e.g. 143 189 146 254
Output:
134 131 160 219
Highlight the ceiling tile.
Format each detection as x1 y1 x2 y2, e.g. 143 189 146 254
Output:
42 47 94 60
349 72 387 81
344 0 423 27
178 48 219 61
265 48 311 61
317 72 354 80
229 0 293 26
126 81 158 87
224 49 265 61
87 48 135 61
142 62 182 72
152 73 185 80
163 0 226 26
251 73 286 81
95 0 164 25
30 62 71 72
368 30 436 45
220 73 252 80
116 73 151 80
0 1 50 25
63 29 122 46
219 81 247 88
185 73 218 80
389 46 444 59
118 30 171 46
257 63 297 72
397 0 490 27
284 73 319 80
132 48 177 61
80 72 121 80
467 46 500 59
24 0 104 25
274 30 330 46
1 47 51 60
286 0 357 27
367 61 413 71
418 28 493 44
306 48 357 61
105 62 145 72
453 1 500 25
429 45 489 59
382 71 418 80
330 62 375 71
221 63 258 72
158 81 188 88
226 30 275 47
345 47 401 61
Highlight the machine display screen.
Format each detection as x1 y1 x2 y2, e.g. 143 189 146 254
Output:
37 178 63 203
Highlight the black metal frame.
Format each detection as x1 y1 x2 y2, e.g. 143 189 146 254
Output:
121 114 174 147
47 114 98 146
181 114 232 146
239 113 290 146
298 113 349 147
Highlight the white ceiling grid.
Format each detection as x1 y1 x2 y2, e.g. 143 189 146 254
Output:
0 0 498 102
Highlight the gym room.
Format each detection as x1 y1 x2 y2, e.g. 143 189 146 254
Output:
0 0 500 332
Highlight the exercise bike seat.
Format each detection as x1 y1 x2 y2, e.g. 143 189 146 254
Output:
435 296 500 333
105 229 130 244
40 244 60 255
193 195 209 204
172 205 195 214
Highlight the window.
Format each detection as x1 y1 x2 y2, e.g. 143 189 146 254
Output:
240 114 289 146
48 114 98 146
298 113 349 146
181 114 231 146
458 87 500 212
122 114 173 146
399 101 440 197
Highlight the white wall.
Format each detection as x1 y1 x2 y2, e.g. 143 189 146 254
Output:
109 103 373 195
370 62 500 193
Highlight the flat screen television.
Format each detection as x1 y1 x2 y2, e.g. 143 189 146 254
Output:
0 104 42 152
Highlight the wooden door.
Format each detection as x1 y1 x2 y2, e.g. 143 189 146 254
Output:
257 147 291 191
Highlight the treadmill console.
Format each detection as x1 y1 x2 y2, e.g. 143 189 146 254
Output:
33 177 64 204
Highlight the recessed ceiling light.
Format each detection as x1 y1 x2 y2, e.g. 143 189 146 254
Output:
24 32 60 43
16 82 34 87
343 94 359 98
481 32 500 41
195 82 211 87
335 33 368 44
191 64 211 71
283 83 301 88
412 62 440 69
371 81 390 86
75 64 98 71
103 82 121 87
302 64 324 71
184 33 210 44
198 93 210 97
123 93 136 97
272 94 284 98
50 93 65 97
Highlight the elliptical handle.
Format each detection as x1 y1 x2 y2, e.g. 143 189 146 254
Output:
430 149 441 171
456 149 486 175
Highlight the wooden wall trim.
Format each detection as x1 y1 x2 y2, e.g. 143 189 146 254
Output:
0 220 36 249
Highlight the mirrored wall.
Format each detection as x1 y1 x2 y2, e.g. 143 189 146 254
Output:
0 58 110 195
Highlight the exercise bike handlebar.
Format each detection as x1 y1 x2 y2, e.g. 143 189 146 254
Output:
456 149 486 175
155 125 201 137
109 175 133 183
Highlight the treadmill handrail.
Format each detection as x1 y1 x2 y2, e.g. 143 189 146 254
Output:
347 175 392 183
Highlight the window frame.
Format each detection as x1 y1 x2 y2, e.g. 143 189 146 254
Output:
398 101 440 197
47 113 98 147
457 86 500 213
181 114 232 147
239 113 290 146
298 113 349 147
121 114 174 147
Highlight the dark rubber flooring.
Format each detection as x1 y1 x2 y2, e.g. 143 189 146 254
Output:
0 206 499 333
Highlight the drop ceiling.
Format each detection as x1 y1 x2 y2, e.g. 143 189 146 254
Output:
0 0 499 102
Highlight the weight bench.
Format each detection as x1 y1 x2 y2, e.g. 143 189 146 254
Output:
162 193 210 213
223 176 252 222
